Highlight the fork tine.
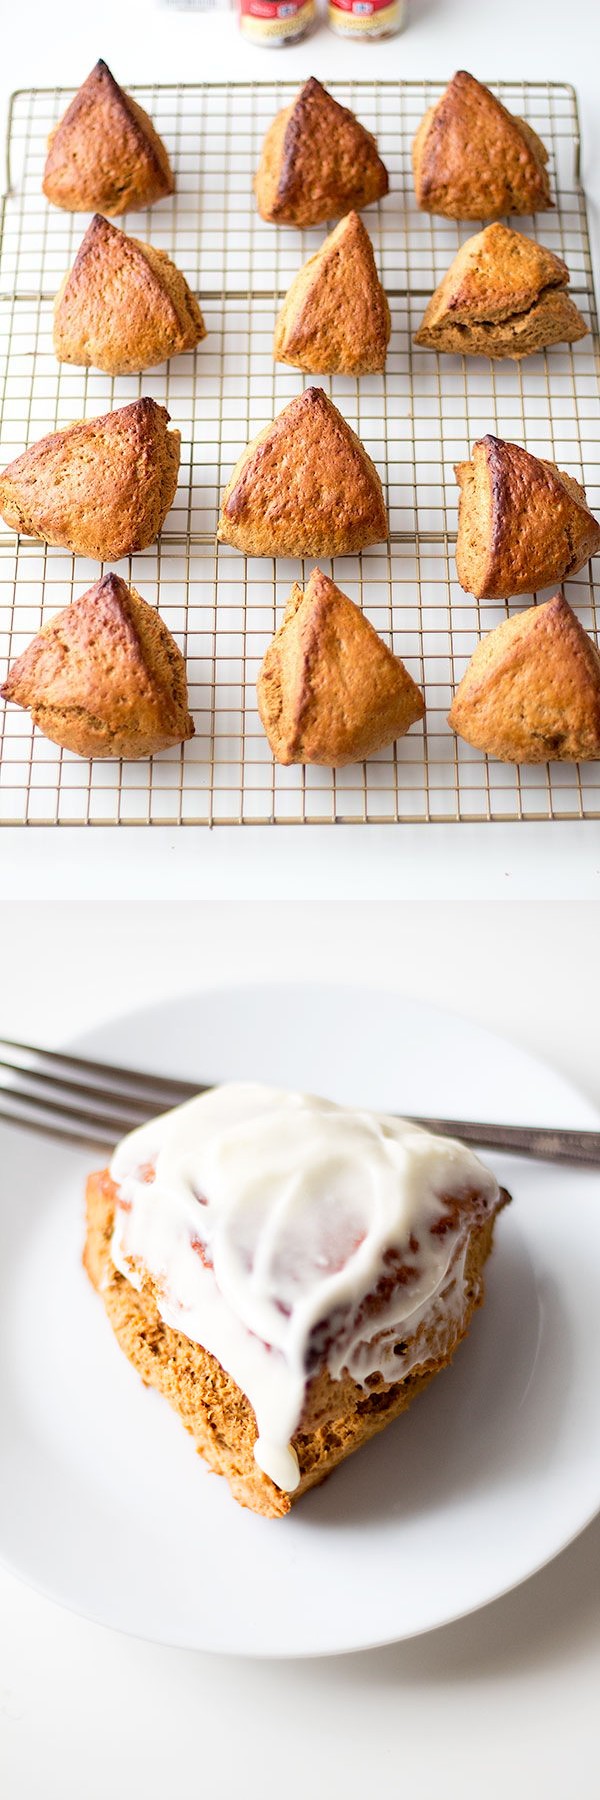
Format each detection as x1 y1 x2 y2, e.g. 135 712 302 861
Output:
0 1037 200 1106
0 1096 121 1151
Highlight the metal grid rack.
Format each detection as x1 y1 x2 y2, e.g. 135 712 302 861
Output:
0 77 599 825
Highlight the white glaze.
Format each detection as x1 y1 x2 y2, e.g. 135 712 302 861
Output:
109 1083 499 1491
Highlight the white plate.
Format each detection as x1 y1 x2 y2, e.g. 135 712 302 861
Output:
1 983 600 1658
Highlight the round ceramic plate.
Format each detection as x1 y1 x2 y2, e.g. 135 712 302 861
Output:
1 983 599 1657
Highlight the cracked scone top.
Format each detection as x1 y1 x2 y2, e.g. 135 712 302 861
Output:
110 1083 502 1493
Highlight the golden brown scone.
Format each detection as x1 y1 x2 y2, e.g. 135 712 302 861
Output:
84 1164 506 1518
42 59 174 215
414 223 587 358
448 594 600 763
274 212 391 376
257 568 424 766
255 77 389 228
455 436 600 599
217 387 388 558
0 398 180 561
1 573 194 760
53 215 206 375
412 71 553 219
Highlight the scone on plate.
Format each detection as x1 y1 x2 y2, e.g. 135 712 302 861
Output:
43 59 174 215
255 78 389 228
274 212 391 376
84 1082 510 1518
414 224 587 359
448 594 600 763
455 437 600 599
412 70 553 220
217 387 388 558
54 214 206 375
0 398 180 561
257 568 424 766
1 573 194 759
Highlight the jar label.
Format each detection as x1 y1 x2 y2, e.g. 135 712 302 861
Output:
329 0 402 18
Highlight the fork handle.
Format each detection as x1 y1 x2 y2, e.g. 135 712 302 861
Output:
408 1117 600 1167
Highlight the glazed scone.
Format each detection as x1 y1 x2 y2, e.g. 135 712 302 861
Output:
0 398 180 561
43 59 174 215
255 78 389 228
274 212 391 376
414 224 587 359
217 387 388 558
455 437 600 599
54 214 206 375
1 573 194 759
412 71 553 220
84 1082 510 1518
448 594 600 763
257 569 424 765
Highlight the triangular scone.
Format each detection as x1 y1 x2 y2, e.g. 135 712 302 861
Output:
255 77 389 228
217 387 388 558
455 437 600 599
273 212 391 376
42 59 174 215
412 71 552 219
0 398 180 562
257 569 425 766
448 595 600 763
1 573 194 760
415 224 586 358
53 215 206 375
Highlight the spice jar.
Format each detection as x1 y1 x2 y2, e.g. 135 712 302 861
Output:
328 0 405 37
239 0 316 44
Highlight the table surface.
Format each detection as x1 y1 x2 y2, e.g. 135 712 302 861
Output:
1 3 599 1796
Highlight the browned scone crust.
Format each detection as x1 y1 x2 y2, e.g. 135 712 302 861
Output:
412 71 553 220
255 77 389 228
1 573 194 760
274 212 391 376
455 436 600 599
43 59 174 215
414 223 587 359
0 398 180 561
84 1165 507 1518
217 387 388 558
448 594 600 763
258 568 424 766
54 215 206 375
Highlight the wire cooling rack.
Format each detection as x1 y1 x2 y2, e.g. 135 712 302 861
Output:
0 78 599 824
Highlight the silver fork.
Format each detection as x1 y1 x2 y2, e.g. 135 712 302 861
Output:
0 1036 599 1166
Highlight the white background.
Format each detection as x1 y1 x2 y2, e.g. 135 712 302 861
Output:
1 1 599 1795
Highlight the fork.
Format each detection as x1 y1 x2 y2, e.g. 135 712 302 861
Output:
0 1036 599 1166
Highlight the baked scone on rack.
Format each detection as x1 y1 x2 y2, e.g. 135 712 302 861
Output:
217 387 388 557
43 59 174 215
84 1082 510 1518
274 212 391 376
0 398 180 561
1 573 194 760
414 224 587 360
255 78 389 228
455 437 600 599
412 71 553 220
448 594 600 763
54 215 206 375
257 569 424 766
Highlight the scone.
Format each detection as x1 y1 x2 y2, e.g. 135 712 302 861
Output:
255 77 389 228
448 594 600 763
217 387 388 558
0 398 180 561
84 1082 510 1518
455 437 600 599
54 214 206 375
1 573 194 759
43 58 174 215
412 70 553 220
414 224 587 359
274 212 391 376
257 568 424 765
